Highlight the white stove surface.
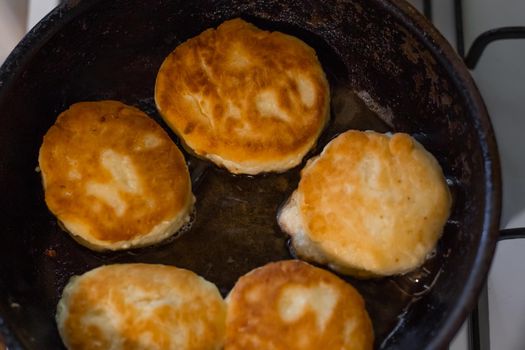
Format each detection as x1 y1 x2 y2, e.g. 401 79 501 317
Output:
1 0 523 349
462 1 525 349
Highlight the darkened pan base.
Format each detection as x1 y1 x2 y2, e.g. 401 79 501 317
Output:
0 1 500 349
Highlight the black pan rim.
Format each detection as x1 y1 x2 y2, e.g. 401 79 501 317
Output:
381 0 502 348
0 0 502 349
0 3 95 348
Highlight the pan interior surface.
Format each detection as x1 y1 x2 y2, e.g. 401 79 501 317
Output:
0 0 499 349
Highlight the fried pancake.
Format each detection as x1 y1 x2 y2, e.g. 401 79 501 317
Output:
225 260 373 350
278 131 452 277
155 18 330 174
38 101 194 251
56 264 226 350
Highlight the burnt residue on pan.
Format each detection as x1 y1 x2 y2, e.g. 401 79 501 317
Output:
0 1 499 350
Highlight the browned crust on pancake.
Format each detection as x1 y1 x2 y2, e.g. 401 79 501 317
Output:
155 18 329 174
225 260 373 350
38 101 192 249
297 131 452 275
56 264 226 350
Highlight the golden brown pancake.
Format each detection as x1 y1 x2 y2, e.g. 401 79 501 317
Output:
155 18 330 174
278 131 452 277
38 101 194 251
56 264 226 350
225 260 373 350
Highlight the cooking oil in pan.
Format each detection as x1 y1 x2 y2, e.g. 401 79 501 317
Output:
32 86 449 347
